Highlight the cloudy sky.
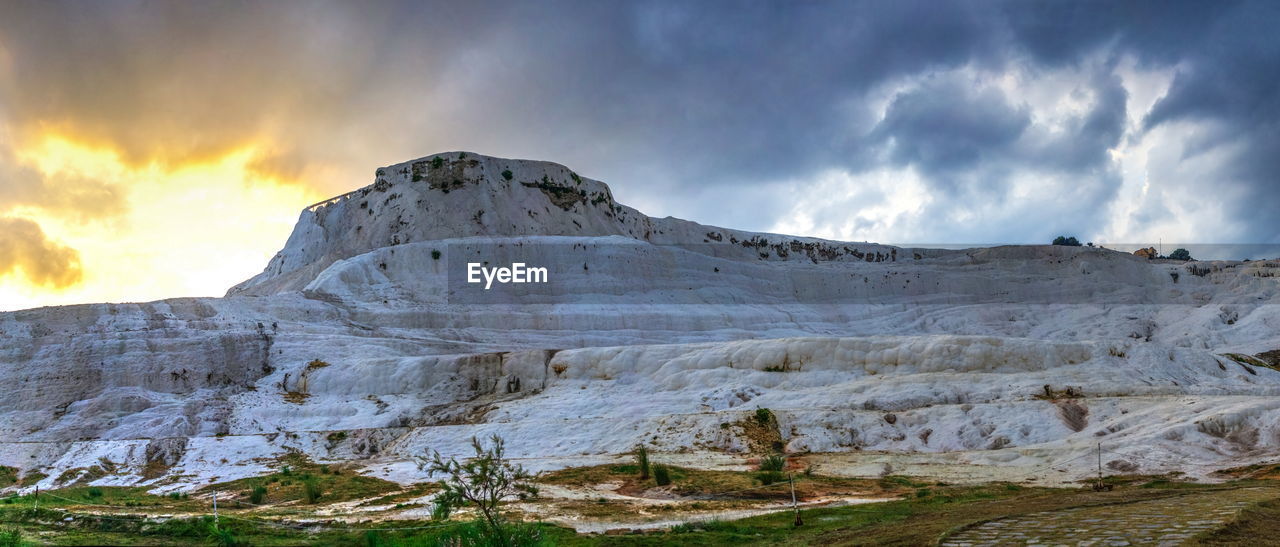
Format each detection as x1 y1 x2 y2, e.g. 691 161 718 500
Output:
0 0 1277 310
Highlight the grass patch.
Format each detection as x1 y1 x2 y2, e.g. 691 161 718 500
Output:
1215 462 1280 481
0 506 474 546
546 482 1215 546
539 463 894 502
31 486 205 511
356 482 441 508
1189 496 1280 545
140 458 172 481
0 467 16 489
199 453 399 507
1222 353 1278 372
653 465 671 486
53 464 111 487
17 472 45 487
3 464 1265 547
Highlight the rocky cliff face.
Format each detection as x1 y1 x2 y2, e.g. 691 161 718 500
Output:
3 152 1280 492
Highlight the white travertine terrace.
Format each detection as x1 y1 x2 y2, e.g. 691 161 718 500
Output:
2 152 1278 491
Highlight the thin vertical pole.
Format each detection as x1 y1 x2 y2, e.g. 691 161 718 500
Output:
33 485 38 511
1097 442 1103 488
213 490 219 525
790 473 802 527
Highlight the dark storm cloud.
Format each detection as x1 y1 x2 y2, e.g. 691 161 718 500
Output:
871 77 1031 181
0 0 1276 245
1050 70 1129 172
855 65 1127 237
436 0 1010 190
1002 1 1241 67
1140 3 1280 242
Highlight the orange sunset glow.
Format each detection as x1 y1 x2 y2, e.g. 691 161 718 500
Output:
0 134 321 310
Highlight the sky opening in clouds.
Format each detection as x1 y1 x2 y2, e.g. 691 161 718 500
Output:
0 0 1277 310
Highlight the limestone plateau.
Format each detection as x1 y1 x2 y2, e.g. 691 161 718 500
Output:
3 151 1279 491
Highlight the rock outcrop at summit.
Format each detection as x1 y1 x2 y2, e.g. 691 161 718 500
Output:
2 152 1280 492
229 152 910 296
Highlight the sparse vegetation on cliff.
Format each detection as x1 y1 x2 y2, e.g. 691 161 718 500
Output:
755 407 774 426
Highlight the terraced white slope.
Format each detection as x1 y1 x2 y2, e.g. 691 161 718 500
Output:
1 152 1278 491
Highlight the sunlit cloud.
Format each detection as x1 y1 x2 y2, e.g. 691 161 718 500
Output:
0 135 321 311
769 167 931 244
0 216 82 289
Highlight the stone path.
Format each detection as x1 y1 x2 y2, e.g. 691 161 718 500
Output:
940 487 1278 546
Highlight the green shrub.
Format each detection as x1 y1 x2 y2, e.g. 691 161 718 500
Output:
208 524 245 547
670 522 695 533
86 487 103 498
431 249 441 260
1168 248 1192 261
653 465 671 486
0 527 23 547
634 446 650 480
249 486 267 505
501 170 513 181
672 520 736 534
424 435 539 546
144 516 215 538
755 407 774 425
302 479 322 504
758 453 785 472
430 156 444 169
427 520 544 547
1052 236 1082 246
756 471 784 485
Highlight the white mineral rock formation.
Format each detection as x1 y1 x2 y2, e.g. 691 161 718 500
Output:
2 152 1278 491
